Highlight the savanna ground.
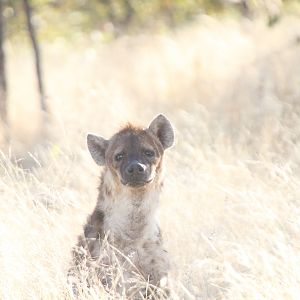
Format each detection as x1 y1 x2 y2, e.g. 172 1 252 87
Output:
1 15 300 299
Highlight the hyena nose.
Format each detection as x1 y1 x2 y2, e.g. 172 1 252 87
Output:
126 161 146 175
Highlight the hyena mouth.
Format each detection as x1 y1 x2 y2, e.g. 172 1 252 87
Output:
121 177 154 188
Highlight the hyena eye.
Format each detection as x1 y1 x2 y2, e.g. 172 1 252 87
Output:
115 153 124 162
144 149 155 157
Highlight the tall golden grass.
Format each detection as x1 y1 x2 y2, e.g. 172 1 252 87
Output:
1 16 300 299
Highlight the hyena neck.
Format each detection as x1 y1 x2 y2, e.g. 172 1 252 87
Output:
96 168 162 242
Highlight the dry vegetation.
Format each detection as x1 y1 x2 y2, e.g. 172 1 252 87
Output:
1 16 300 299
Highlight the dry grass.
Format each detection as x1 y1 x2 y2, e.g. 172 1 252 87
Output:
1 15 300 299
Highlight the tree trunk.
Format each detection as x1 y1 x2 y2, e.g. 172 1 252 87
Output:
122 0 134 27
0 0 7 128
23 0 47 113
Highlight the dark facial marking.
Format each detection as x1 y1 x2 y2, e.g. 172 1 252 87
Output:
106 127 164 187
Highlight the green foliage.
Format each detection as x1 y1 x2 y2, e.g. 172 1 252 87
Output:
1 0 221 40
2 0 298 41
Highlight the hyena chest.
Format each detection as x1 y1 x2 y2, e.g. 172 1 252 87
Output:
101 210 164 283
104 208 159 243
100 194 160 245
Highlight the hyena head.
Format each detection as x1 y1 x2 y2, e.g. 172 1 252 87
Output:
87 114 174 188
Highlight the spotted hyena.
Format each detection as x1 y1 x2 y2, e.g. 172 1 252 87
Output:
70 114 174 297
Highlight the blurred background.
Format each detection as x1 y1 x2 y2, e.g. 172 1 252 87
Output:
0 0 299 153
1 1 300 299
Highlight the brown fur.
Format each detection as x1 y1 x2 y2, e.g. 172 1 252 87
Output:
69 115 174 297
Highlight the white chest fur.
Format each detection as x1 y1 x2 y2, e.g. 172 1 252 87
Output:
98 185 160 243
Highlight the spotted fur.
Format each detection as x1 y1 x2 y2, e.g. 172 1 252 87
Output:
70 114 174 297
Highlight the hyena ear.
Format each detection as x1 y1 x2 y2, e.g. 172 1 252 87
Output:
148 114 174 149
87 134 109 166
